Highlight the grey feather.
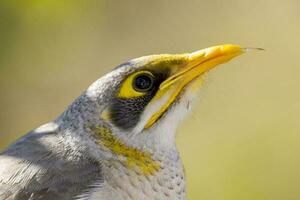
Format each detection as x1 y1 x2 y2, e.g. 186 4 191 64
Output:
0 123 103 200
0 56 190 200
0 68 129 200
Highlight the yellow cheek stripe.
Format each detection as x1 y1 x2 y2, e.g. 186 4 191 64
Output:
94 126 160 175
144 77 203 129
118 71 153 98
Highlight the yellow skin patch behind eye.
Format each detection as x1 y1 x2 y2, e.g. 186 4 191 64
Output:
118 71 154 99
101 108 111 121
94 126 160 175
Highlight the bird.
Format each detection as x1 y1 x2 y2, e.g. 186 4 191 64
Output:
0 44 247 200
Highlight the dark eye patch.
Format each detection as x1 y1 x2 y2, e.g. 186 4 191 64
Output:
110 69 171 130
110 94 153 130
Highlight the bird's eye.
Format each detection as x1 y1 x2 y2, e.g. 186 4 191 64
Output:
133 73 154 92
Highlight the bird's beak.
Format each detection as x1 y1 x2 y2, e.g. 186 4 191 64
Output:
144 44 245 129
160 44 244 90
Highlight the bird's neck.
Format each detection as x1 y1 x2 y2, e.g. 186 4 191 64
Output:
90 148 187 200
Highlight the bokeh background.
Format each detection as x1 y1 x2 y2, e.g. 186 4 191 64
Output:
1 0 300 199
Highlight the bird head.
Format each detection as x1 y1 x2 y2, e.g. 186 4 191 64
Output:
69 44 245 174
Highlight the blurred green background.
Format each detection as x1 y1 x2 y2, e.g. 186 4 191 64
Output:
1 0 300 199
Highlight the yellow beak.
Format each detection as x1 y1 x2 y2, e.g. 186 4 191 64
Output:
145 44 247 129
161 44 244 90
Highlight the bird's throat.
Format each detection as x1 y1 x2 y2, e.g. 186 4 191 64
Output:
94 126 160 175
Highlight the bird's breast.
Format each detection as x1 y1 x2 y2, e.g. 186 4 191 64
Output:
84 151 186 200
